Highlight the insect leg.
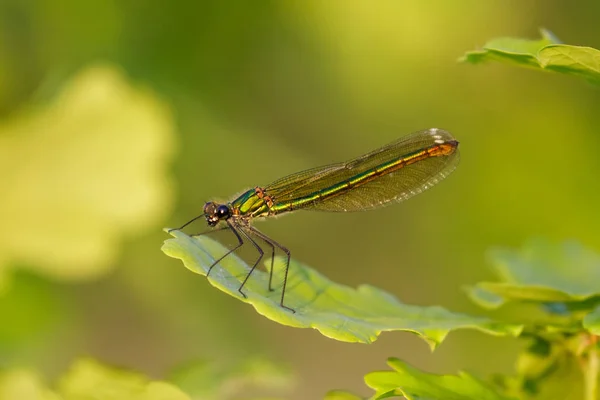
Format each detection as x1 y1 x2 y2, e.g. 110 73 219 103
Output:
167 214 205 232
206 220 244 277
189 225 229 237
237 228 264 298
250 233 276 291
247 226 294 313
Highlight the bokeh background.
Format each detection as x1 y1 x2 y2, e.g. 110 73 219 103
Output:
1 1 600 398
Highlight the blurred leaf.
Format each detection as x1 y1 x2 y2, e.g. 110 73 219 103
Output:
464 285 504 310
323 390 364 400
494 335 588 400
0 64 175 285
460 29 600 84
2 358 293 400
460 29 558 67
169 357 294 400
58 358 190 400
0 369 58 400
468 283 576 307
583 304 600 335
467 238 600 310
162 231 522 347
364 358 515 400
538 45 600 84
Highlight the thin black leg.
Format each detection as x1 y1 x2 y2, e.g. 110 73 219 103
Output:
190 225 229 237
237 228 265 298
252 233 276 291
167 214 205 232
206 220 244 277
247 226 294 313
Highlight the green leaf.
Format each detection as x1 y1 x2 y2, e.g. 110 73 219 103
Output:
162 231 521 347
460 29 557 67
464 285 505 310
0 369 59 400
365 358 515 400
169 357 294 400
0 359 191 400
58 359 190 400
539 45 600 84
583 304 600 335
466 238 600 309
0 64 175 288
323 390 365 400
1 358 294 400
460 29 600 85
494 335 587 400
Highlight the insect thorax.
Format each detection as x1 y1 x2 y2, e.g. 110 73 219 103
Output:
231 187 272 218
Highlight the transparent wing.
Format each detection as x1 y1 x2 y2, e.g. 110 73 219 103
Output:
264 128 459 212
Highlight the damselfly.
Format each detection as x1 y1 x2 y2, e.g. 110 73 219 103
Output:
173 128 460 312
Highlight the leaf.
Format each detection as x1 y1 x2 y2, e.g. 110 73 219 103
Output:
539 45 600 84
58 358 190 400
583 304 600 335
460 29 558 67
323 390 365 400
169 357 294 400
0 64 175 287
364 358 515 400
0 369 59 400
460 29 600 85
464 285 504 310
466 238 600 310
494 335 587 400
2 358 292 400
162 231 522 347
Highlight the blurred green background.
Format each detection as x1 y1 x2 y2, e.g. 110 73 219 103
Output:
1 1 600 398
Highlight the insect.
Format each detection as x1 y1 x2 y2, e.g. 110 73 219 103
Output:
173 128 460 312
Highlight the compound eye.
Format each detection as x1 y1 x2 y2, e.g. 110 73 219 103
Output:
216 205 230 218
203 202 216 215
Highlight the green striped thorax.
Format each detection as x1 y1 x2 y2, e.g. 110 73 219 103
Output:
204 187 271 226
231 187 271 217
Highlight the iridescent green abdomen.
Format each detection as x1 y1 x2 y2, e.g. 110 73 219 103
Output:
230 130 458 218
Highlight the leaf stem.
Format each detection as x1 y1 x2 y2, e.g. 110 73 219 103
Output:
584 335 599 400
